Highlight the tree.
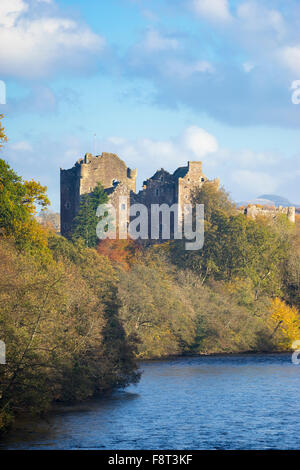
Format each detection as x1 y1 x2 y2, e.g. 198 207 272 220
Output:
171 180 289 300
72 183 108 247
0 235 140 432
0 159 50 255
268 297 300 350
22 180 50 215
97 238 140 271
191 180 236 224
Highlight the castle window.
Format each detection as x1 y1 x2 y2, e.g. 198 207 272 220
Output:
201 177 205 182
65 201 71 209
155 189 159 196
121 204 126 210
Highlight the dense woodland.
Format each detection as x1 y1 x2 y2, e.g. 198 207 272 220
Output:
0 114 300 432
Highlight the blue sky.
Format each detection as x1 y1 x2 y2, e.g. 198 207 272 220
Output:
1 0 300 210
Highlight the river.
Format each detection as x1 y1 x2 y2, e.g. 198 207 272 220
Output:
1 353 300 450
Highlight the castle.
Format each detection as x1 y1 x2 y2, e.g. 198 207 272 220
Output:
60 152 296 239
60 152 211 238
243 204 295 223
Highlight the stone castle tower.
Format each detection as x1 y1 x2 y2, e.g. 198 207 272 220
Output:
60 153 212 238
60 152 137 237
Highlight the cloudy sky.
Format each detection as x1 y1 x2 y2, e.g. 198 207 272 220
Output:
1 0 300 210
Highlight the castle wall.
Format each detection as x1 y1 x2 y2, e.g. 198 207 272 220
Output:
177 162 207 206
244 204 296 223
136 169 176 206
78 152 136 194
61 151 296 242
177 161 208 228
60 152 137 238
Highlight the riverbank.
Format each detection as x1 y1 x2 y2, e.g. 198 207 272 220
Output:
136 349 293 362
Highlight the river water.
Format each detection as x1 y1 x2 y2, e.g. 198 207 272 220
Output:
1 353 300 450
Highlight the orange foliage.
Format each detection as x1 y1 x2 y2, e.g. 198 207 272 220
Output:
97 238 141 270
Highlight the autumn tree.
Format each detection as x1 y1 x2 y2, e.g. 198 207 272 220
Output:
268 297 300 350
97 238 141 271
0 159 50 255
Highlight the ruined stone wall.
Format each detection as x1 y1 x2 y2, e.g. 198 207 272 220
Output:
177 161 207 207
136 169 176 206
135 169 178 241
244 204 296 223
78 152 136 194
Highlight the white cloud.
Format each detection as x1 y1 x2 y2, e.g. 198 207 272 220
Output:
231 170 278 195
143 30 180 52
9 140 33 151
0 0 28 27
278 46 300 75
236 2 285 37
0 0 105 78
165 59 214 79
234 149 279 169
183 126 218 158
99 129 299 202
101 128 298 202
98 126 219 185
192 0 231 22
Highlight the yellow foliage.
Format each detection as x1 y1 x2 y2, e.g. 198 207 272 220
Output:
269 297 300 349
23 180 50 215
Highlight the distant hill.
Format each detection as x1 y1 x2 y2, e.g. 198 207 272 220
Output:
237 194 299 208
258 194 292 207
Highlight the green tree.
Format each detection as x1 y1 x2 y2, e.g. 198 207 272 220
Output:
171 181 289 299
72 183 108 247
